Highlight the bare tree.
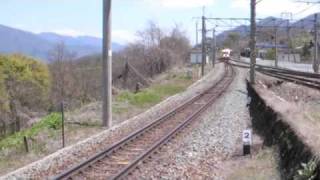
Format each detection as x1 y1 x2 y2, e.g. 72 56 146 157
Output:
48 42 76 108
137 21 163 48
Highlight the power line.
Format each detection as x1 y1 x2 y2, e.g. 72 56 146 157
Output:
256 0 264 4
295 0 320 4
293 3 317 15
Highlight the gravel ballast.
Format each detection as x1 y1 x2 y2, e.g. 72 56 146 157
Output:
1 64 225 179
131 67 251 179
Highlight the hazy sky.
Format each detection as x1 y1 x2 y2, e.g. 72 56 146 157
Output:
0 0 318 44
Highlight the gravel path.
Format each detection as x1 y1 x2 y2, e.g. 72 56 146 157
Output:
131 67 251 179
1 64 225 179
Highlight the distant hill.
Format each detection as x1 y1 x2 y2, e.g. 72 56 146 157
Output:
0 24 124 61
0 25 52 60
216 13 320 46
291 13 320 30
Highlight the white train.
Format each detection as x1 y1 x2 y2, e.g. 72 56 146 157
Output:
220 48 232 60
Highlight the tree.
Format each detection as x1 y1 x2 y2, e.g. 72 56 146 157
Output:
0 54 50 132
265 48 276 60
133 22 190 77
224 32 240 49
48 42 76 108
161 24 191 65
137 21 163 48
0 60 8 126
290 31 312 49
302 42 311 60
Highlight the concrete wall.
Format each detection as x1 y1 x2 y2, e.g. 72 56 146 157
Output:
278 53 301 63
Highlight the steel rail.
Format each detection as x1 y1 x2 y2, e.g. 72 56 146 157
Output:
53 64 234 180
259 71 320 90
111 65 235 179
230 59 320 79
227 60 320 89
53 93 200 180
258 70 320 85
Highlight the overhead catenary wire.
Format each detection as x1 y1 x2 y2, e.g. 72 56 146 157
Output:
295 0 320 4
256 0 264 4
293 3 317 16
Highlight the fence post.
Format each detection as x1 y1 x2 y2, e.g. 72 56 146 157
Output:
23 136 29 153
61 102 65 148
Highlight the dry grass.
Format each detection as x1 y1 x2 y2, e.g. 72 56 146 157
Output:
0 123 102 175
226 147 281 180
254 73 320 158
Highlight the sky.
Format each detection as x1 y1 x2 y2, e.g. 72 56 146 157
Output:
0 0 318 45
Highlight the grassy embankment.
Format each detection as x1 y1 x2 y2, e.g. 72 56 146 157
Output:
113 73 193 113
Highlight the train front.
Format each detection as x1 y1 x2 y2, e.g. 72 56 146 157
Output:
220 48 232 61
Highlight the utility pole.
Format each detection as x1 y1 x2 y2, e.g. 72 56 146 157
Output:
102 0 112 128
274 27 278 67
281 12 293 62
287 20 291 62
201 15 206 76
273 19 278 67
250 0 256 84
196 21 199 64
212 29 216 67
314 13 319 73
196 21 199 46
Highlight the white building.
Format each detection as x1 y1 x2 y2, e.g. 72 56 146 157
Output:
190 49 210 64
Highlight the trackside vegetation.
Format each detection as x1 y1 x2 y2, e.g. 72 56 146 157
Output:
0 113 61 151
115 74 192 109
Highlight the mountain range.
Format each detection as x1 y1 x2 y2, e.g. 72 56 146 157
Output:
1 13 319 61
216 13 320 45
0 24 124 61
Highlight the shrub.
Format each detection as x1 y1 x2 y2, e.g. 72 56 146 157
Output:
0 54 51 129
0 113 61 150
294 160 317 180
265 49 276 60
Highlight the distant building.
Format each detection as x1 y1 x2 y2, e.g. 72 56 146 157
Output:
256 43 288 50
190 48 210 64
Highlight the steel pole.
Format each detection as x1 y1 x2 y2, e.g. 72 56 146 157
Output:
201 16 206 76
250 0 256 84
314 14 319 73
275 29 278 67
212 29 216 67
196 21 199 64
273 18 278 67
196 21 199 46
102 0 112 128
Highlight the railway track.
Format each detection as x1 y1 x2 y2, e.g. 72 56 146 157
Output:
53 63 235 180
228 59 320 90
